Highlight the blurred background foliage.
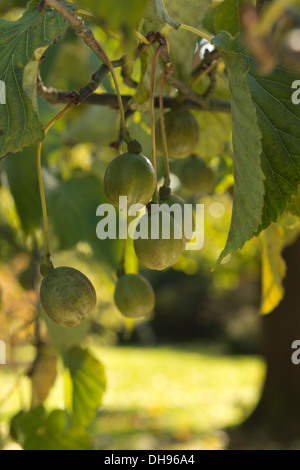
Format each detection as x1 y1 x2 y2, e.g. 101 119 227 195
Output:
1 0 300 450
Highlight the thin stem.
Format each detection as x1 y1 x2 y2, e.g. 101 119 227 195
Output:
117 238 127 278
159 68 171 188
150 45 164 203
76 8 94 18
94 40 130 143
44 102 75 136
37 141 50 262
134 31 151 45
190 58 221 87
37 102 75 263
180 24 213 43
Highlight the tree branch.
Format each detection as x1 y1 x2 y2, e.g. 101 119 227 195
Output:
37 58 123 105
37 83 231 113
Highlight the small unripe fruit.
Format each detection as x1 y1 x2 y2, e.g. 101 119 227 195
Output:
114 274 155 318
134 211 184 271
159 194 185 211
178 154 216 193
104 152 156 207
159 194 194 241
156 110 199 159
40 267 97 328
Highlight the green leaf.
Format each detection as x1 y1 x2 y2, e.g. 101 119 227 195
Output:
47 171 122 268
213 32 265 263
215 32 300 232
144 0 180 29
0 0 73 158
130 51 150 107
242 55 300 231
48 173 102 250
3 146 42 234
78 0 148 43
260 224 286 315
195 112 232 160
214 0 247 37
64 347 106 428
42 410 91 450
10 407 46 444
11 408 92 450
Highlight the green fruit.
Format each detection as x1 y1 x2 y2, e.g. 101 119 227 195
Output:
178 154 216 193
114 274 155 318
134 211 184 271
159 194 185 212
159 194 194 241
40 267 97 328
156 110 199 159
104 152 156 207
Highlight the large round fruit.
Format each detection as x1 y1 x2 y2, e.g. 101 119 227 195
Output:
104 152 156 207
134 211 184 271
178 154 216 193
156 110 199 159
114 274 155 318
40 267 97 328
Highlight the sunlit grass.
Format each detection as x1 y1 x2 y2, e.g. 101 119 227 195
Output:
90 344 266 449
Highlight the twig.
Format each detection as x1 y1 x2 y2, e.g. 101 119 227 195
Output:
191 49 221 101
110 109 134 150
164 75 206 107
45 0 107 62
191 59 221 87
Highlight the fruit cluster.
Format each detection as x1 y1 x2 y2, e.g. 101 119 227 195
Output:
38 74 216 327
102 109 216 321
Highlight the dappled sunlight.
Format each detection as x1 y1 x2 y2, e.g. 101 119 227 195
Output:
89 345 266 449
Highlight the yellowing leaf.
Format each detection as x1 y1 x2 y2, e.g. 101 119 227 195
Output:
260 223 287 315
30 347 57 408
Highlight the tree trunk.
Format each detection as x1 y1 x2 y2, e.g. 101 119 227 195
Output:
231 236 300 447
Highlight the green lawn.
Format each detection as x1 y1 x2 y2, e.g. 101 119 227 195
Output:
88 344 266 449
0 343 266 450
